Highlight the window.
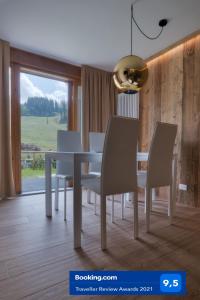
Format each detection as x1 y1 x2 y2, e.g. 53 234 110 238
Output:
11 48 81 194
20 71 69 193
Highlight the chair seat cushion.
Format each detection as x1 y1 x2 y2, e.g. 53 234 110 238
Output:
137 171 147 188
56 174 73 180
56 173 98 180
81 178 101 195
88 171 101 177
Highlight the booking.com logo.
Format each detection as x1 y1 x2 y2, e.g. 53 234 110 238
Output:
75 274 118 282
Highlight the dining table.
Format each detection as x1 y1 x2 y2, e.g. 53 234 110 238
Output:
45 151 177 249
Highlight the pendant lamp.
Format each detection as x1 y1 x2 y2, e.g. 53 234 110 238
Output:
113 3 168 94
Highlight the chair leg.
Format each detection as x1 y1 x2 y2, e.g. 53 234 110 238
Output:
64 180 67 221
94 193 97 215
100 195 107 250
133 191 138 239
111 195 114 223
121 194 125 220
151 188 155 210
81 188 83 231
55 176 59 210
124 193 128 208
169 183 173 224
144 188 146 214
87 189 91 204
152 188 156 200
145 187 151 233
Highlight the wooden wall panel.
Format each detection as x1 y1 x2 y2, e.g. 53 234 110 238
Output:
139 59 161 151
180 38 200 206
140 34 200 207
160 46 183 201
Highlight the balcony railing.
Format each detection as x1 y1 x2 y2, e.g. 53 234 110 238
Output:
21 150 56 193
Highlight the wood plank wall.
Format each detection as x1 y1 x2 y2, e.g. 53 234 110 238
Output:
139 34 200 207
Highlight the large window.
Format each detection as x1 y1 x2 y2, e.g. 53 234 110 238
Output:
11 48 81 194
20 71 69 193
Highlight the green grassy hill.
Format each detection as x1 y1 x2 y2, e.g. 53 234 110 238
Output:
21 116 67 150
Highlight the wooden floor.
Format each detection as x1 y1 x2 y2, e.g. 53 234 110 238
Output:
0 191 200 300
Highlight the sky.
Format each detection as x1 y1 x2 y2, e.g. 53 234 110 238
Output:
20 72 69 104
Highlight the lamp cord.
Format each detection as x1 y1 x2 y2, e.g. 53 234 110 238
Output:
131 2 164 55
131 4 133 55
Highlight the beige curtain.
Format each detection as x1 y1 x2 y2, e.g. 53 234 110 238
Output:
0 40 15 200
82 65 117 150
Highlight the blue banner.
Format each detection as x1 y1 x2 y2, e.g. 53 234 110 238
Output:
69 270 186 295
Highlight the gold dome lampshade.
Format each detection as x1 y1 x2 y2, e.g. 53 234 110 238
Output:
113 3 167 94
113 55 148 94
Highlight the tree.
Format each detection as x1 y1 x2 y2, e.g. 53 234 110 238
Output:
24 97 57 117
21 104 30 116
21 97 68 123
59 100 68 124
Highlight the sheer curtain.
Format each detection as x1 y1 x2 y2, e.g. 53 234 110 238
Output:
0 40 15 200
81 65 117 150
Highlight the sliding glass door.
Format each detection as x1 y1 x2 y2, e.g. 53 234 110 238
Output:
20 71 69 193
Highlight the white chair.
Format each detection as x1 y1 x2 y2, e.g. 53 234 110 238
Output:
82 116 139 250
89 132 105 176
137 122 177 232
89 131 124 221
87 132 105 208
55 131 82 221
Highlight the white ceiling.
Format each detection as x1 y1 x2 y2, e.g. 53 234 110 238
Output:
0 0 199 71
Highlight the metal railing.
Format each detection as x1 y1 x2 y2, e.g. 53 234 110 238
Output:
21 150 56 170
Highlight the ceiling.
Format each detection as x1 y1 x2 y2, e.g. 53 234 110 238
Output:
0 0 199 71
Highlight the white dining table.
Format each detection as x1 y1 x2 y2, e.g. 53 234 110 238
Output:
45 151 149 249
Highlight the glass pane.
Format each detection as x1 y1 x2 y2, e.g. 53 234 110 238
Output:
20 72 69 193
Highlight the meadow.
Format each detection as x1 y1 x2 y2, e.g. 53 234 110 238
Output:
21 115 67 150
21 116 66 179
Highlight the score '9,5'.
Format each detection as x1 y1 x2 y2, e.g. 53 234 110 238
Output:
160 274 182 293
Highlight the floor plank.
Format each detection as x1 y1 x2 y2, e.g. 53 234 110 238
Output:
0 191 200 299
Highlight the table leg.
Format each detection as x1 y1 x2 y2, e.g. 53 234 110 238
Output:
45 155 52 217
152 188 156 201
74 155 82 249
125 193 134 207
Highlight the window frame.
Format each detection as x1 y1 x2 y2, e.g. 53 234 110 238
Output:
11 48 81 193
